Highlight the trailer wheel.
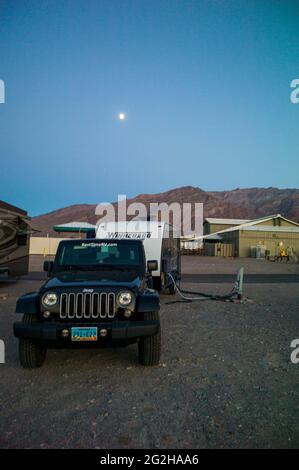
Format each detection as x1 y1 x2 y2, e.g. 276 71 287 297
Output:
138 311 161 366
19 314 47 369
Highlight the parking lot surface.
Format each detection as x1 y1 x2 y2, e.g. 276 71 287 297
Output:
0 256 298 448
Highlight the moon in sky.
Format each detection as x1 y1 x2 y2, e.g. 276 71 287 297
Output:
118 112 126 121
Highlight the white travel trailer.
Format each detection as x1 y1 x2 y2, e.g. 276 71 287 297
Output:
96 220 181 292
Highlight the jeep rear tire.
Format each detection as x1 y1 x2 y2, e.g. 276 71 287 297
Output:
19 314 47 369
138 311 161 366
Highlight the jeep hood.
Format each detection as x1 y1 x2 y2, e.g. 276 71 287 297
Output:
42 270 142 291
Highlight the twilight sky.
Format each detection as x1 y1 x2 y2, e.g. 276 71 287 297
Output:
0 0 298 215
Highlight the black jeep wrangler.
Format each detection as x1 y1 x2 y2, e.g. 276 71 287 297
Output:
13 239 161 368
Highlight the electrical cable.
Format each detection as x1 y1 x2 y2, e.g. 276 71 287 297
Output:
166 272 242 304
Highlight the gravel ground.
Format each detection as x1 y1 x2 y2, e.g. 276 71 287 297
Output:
0 256 298 449
182 255 299 274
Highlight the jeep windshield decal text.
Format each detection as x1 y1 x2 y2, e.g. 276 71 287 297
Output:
81 242 118 248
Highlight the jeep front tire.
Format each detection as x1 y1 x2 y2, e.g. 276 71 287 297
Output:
138 311 161 366
19 314 47 369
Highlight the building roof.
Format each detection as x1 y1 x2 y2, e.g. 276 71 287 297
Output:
230 214 299 230
204 217 250 225
53 221 96 233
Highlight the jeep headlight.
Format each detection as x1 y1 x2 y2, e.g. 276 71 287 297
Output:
117 291 133 307
42 292 58 307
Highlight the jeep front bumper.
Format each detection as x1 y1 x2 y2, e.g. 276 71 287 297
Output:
13 320 159 343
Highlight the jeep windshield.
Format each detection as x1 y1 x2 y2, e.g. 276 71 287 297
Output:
54 239 145 273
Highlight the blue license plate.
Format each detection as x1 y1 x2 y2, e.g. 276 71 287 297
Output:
71 327 98 342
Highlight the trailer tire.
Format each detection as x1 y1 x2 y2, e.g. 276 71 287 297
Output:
138 311 161 366
19 314 47 369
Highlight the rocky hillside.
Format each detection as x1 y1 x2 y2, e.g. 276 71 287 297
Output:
32 186 299 235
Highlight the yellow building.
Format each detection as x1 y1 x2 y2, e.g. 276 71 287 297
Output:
203 214 299 258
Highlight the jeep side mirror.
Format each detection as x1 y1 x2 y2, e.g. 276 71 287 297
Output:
43 261 54 274
147 260 158 272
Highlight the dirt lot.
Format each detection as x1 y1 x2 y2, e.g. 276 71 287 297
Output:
0 256 298 449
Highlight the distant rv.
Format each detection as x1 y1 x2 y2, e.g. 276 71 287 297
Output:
0 201 30 278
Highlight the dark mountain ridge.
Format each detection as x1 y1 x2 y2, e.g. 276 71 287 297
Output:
32 186 299 235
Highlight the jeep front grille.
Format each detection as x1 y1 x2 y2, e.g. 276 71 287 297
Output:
59 292 116 320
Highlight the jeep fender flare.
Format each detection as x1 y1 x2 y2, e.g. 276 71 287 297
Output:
136 291 160 313
16 293 40 315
